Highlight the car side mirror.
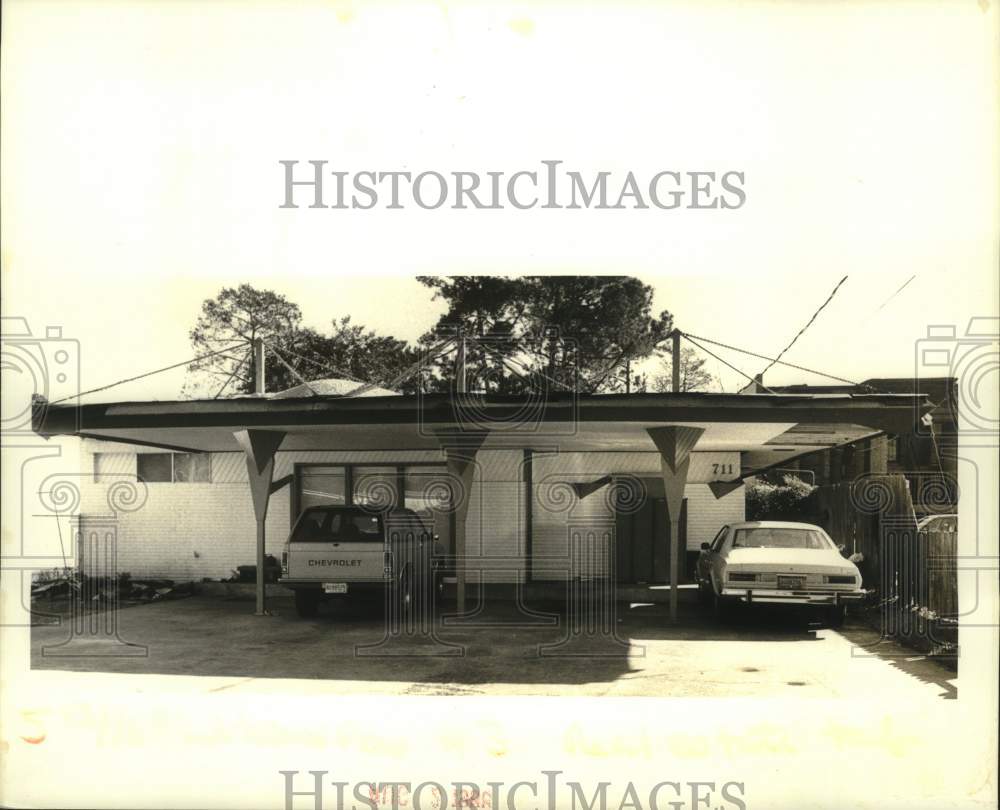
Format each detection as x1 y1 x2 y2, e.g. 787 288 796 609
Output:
700 542 710 551
837 543 846 553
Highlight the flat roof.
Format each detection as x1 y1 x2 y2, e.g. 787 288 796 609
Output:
32 390 929 479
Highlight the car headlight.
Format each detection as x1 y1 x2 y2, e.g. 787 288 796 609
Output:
827 575 857 585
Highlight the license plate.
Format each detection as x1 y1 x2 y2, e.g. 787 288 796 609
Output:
323 583 348 594
777 575 803 590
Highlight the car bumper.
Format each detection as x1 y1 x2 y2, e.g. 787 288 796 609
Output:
720 588 866 606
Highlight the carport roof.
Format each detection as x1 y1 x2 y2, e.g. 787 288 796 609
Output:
32 389 929 479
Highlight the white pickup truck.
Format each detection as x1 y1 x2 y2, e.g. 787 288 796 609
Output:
279 505 437 618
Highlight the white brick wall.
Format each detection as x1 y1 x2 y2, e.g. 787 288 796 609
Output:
531 451 745 582
463 449 527 585
76 442 743 584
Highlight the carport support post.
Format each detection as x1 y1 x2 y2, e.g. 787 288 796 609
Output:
437 431 487 616
647 426 705 622
233 429 286 616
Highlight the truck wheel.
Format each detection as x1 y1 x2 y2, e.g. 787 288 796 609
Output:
295 590 320 618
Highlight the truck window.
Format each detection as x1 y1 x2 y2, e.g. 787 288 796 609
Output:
291 509 383 543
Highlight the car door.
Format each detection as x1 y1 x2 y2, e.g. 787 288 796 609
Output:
708 526 731 593
698 525 729 586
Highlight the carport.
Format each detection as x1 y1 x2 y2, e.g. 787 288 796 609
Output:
32 385 928 620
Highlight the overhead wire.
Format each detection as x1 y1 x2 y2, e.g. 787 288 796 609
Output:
755 275 848 380
681 334 780 394
48 341 250 405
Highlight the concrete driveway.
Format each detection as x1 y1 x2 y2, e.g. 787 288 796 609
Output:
29 594 956 700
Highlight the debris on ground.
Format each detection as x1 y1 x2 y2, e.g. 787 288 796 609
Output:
30 570 195 607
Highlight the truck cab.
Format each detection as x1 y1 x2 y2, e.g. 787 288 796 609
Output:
279 505 435 618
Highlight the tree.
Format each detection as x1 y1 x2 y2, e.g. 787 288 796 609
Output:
417 275 673 394
651 346 719 393
184 284 303 396
184 286 418 397
298 318 421 394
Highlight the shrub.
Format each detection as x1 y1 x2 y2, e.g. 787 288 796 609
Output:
746 474 818 521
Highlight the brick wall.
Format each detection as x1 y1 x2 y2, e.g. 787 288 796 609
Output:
531 451 745 582
77 441 743 584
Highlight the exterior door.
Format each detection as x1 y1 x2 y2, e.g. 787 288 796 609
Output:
615 491 687 585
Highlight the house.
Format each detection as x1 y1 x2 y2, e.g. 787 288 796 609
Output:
32 377 929 619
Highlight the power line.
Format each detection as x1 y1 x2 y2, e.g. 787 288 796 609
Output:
265 341 368 384
49 342 250 405
262 342 323 396
756 275 848 379
344 337 457 397
873 274 916 315
213 347 253 399
682 334 780 394
681 332 863 387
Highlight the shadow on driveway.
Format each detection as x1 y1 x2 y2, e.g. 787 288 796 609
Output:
30 595 954 698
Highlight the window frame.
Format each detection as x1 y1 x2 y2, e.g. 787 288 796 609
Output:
135 452 212 484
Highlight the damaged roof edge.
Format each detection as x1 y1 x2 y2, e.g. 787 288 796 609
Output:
31 390 932 439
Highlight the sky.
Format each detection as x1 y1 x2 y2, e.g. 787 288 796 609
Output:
2 0 997 405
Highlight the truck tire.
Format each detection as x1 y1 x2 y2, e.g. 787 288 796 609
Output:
295 589 320 618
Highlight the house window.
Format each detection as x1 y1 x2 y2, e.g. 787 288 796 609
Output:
353 466 399 510
298 466 347 511
174 453 212 482
137 453 211 483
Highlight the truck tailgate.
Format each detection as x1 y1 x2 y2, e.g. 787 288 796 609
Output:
286 542 388 581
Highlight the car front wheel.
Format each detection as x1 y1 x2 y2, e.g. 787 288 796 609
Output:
713 590 734 621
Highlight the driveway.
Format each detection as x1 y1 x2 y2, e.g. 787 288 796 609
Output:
29 595 956 699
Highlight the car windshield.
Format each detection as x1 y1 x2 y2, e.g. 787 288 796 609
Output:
291 509 383 543
732 527 830 550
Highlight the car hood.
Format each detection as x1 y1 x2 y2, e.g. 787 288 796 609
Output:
725 547 856 572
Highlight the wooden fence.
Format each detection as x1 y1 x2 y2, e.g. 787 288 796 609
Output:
813 475 958 653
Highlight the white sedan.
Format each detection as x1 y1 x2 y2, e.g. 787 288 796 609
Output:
695 521 865 626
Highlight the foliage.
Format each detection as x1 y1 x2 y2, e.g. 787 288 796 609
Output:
417 275 673 393
650 346 719 393
745 474 818 521
184 286 418 396
184 284 304 396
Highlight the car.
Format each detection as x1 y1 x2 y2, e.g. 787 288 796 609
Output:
917 514 957 533
278 505 438 618
695 520 865 626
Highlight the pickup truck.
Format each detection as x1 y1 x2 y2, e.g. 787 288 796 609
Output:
279 505 437 618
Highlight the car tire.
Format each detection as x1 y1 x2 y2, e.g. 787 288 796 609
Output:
827 604 846 629
294 589 320 619
713 590 734 622
697 578 713 605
